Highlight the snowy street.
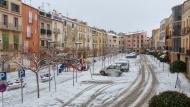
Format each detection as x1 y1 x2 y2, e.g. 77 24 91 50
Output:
1 54 190 107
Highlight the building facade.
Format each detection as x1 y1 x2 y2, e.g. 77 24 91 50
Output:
152 29 160 50
51 10 64 50
39 9 52 49
124 31 147 53
22 3 39 53
180 0 190 78
0 0 22 55
159 18 167 50
165 15 173 63
171 4 182 62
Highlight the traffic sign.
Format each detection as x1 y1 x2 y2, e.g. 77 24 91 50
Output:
0 72 7 81
0 84 7 92
18 69 25 78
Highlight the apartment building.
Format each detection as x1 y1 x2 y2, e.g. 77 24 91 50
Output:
107 32 120 53
159 18 167 50
51 10 64 50
171 4 182 62
39 9 52 49
91 27 99 56
152 29 160 50
86 26 93 56
124 31 147 53
165 16 173 63
181 0 190 78
22 3 39 53
0 0 22 55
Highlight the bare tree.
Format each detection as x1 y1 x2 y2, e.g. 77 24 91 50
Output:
14 51 48 98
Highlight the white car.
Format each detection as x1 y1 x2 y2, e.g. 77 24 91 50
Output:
126 52 137 58
100 64 122 77
40 74 53 82
7 79 26 91
115 61 129 72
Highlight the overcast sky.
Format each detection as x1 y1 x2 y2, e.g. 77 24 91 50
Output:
26 0 185 35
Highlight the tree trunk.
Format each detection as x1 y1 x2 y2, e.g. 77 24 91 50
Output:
35 72 40 98
175 73 179 88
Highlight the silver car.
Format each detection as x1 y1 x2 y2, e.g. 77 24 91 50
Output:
100 64 122 77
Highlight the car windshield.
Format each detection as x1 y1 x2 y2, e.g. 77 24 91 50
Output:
107 65 116 69
107 65 121 70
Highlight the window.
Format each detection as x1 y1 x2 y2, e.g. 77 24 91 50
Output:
64 21 67 26
41 23 44 29
0 0 8 9
41 40 45 46
3 15 8 26
47 24 50 30
14 17 18 28
72 23 74 28
27 26 31 38
29 10 32 23
24 41 28 52
2 32 9 49
13 34 19 50
11 3 20 13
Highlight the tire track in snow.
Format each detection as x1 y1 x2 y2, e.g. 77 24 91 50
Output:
82 58 142 107
62 84 100 107
104 55 147 107
117 55 157 107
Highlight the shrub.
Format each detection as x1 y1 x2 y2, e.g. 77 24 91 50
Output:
149 91 190 107
170 60 186 73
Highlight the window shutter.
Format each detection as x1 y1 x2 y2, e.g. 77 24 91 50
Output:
29 11 33 23
27 26 31 38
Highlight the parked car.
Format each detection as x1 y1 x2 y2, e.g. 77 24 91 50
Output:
100 64 122 77
40 73 53 82
7 79 26 91
126 52 137 58
115 61 129 72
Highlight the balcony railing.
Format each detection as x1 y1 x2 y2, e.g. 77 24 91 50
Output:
53 28 60 34
0 22 21 32
181 27 190 36
41 28 46 35
179 48 185 54
47 29 52 35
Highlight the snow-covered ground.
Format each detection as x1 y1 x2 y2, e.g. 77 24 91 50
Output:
2 54 190 107
146 55 190 96
1 54 140 107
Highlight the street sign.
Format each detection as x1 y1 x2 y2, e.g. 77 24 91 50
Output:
18 69 25 78
0 84 7 92
0 72 7 81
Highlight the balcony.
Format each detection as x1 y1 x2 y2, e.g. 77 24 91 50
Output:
75 40 82 44
179 48 185 54
41 28 46 35
181 27 190 36
39 11 52 19
0 22 21 32
47 29 52 36
53 28 60 34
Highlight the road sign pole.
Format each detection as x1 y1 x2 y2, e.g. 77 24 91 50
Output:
2 92 3 107
73 68 75 86
21 78 23 103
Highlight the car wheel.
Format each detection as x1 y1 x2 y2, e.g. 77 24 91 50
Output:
100 71 106 76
